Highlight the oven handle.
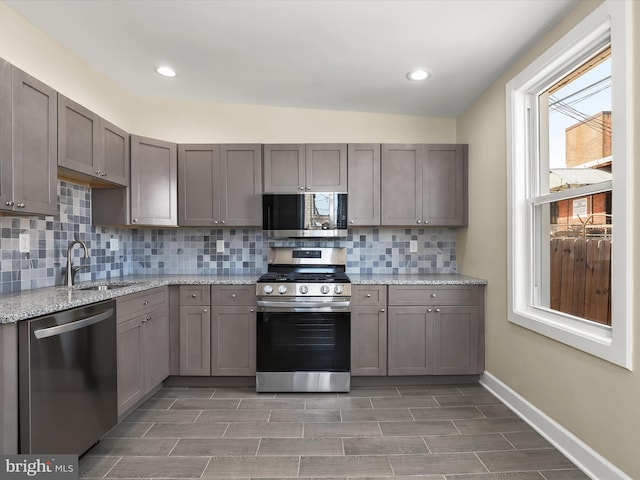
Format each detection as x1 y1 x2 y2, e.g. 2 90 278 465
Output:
257 300 351 312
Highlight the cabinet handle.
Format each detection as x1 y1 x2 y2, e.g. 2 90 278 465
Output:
431 293 437 298
366 294 371 298
250 308 254 312
427 308 433 313
102 172 107 177
380 309 385 313
16 203 25 208
95 170 100 175
203 309 208 313
221 220 226 224
231 293 236 298
416 220 422 224
350 220 354 224
424 220 429 224
191 294 197 298
435 308 441 313
214 220 219 224
143 300 148 306
133 219 138 223
299 186 304 191
306 186 311 191
5 201 14 207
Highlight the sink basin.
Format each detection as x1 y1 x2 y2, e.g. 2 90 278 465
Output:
75 281 140 291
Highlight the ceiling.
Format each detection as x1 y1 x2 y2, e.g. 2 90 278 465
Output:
5 0 579 117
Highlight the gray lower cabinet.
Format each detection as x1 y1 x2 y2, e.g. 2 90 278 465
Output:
130 135 178 226
179 285 211 376
210 285 257 376
178 144 262 226
381 144 467 227
387 285 484 376
57 94 130 186
347 144 380 226
263 143 347 193
116 287 169 416
0 59 57 216
351 285 387 375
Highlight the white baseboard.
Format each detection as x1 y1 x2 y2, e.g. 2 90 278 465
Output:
480 371 631 480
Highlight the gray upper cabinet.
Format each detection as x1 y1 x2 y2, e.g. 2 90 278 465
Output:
263 143 347 193
305 144 347 192
347 144 380 226
263 144 305 193
131 135 177 226
381 144 467 227
0 60 57 216
178 144 262 227
58 94 129 186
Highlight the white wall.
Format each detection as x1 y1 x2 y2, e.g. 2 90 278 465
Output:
456 1 640 477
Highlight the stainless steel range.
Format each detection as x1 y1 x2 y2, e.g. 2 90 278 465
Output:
256 247 351 392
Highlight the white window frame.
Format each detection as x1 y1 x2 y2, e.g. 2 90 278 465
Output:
506 0 633 369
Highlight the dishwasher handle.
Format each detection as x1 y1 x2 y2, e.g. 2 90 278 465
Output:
33 308 114 339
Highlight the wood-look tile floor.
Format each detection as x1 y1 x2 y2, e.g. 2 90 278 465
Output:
80 384 589 479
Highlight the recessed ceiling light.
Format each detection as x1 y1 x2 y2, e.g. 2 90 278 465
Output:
406 69 432 81
156 66 176 78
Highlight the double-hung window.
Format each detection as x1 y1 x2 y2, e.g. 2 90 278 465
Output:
506 1 632 368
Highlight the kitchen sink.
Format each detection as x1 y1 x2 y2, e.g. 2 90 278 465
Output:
75 281 141 291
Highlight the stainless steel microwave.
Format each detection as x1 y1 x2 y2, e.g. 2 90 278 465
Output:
262 193 348 238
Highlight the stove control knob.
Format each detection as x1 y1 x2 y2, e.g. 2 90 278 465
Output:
278 285 288 295
263 285 273 294
299 285 309 294
334 285 343 294
320 285 330 294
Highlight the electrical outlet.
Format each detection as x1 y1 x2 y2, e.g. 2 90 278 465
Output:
410 240 418 253
216 240 225 253
19 233 30 253
110 238 119 251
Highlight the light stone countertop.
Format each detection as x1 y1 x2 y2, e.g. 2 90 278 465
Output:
348 273 487 285
0 273 487 324
0 274 259 324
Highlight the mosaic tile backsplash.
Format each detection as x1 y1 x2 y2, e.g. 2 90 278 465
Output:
0 181 456 294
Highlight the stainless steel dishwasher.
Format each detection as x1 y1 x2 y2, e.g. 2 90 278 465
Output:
19 300 117 455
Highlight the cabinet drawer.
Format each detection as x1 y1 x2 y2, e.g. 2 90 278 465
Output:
116 287 168 323
388 285 478 306
351 285 387 306
212 285 257 306
179 285 211 306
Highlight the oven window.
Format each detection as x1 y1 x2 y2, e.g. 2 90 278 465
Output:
257 312 350 372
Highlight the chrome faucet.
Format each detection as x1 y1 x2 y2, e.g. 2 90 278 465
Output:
64 240 90 287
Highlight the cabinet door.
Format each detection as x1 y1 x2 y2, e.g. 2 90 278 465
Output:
0 59 11 211
11 67 57 215
179 306 211 376
116 317 145 415
423 144 467 226
387 306 433 375
178 144 219 226
347 144 380 226
381 144 422 226
211 306 256 376
57 94 100 178
351 306 387 376
263 144 305 193
220 144 262 226
432 306 480 375
305 144 347 192
131 135 177 226
144 308 170 389
100 119 130 186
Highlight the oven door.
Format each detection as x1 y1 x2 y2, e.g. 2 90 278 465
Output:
256 306 351 392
